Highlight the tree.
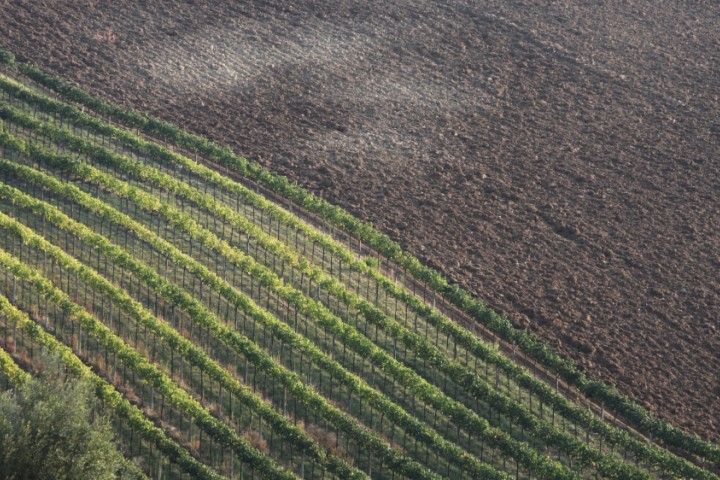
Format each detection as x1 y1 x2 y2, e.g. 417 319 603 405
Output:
0 352 126 480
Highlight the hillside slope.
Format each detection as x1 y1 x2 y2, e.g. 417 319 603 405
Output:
1 0 718 442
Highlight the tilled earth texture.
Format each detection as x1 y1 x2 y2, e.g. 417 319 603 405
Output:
2 1 718 440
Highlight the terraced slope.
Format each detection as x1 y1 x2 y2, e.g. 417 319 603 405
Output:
0 57 717 479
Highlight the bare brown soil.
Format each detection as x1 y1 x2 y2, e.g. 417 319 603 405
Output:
1 0 718 440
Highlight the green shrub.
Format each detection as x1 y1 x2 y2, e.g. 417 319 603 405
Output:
0 352 126 480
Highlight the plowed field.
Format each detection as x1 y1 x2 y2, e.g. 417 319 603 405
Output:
2 0 718 440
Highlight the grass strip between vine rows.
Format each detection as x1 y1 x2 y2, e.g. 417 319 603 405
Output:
0 296 224 480
0 117 671 479
0 51 711 467
0 132 586 479
0 77 711 479
0 246 298 480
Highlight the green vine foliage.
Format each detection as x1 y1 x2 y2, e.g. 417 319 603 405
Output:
0 343 30 386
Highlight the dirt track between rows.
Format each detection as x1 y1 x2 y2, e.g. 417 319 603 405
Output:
1 0 718 440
